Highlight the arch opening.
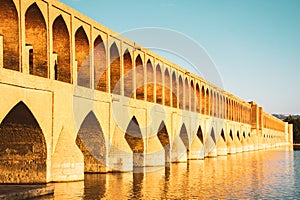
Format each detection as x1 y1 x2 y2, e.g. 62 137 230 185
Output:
184 78 189 110
0 0 19 70
110 43 121 94
156 65 163 104
53 15 71 83
25 3 48 77
230 130 233 140
94 35 107 92
75 27 90 88
125 117 144 167
76 112 106 173
164 69 171 106
172 72 177 108
157 122 170 163
196 126 204 144
179 76 184 109
0 102 47 183
146 60 154 102
135 56 144 100
211 128 216 144
123 50 133 97
179 124 189 159
221 129 226 142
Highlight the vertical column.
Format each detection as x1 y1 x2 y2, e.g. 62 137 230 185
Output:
120 41 124 96
71 15 77 86
90 26 94 89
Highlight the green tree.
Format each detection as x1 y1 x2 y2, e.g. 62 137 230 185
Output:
284 115 300 143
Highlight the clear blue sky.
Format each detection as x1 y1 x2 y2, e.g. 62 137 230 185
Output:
61 0 300 114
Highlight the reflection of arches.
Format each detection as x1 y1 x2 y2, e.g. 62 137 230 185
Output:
156 65 163 104
110 43 121 94
125 117 144 167
0 102 47 183
135 55 144 100
179 124 189 158
211 128 216 144
25 3 48 77
76 112 106 173
164 69 171 106
146 60 154 102
53 15 71 83
0 0 19 71
221 129 226 142
75 26 90 88
196 126 204 144
157 122 170 163
172 72 177 108
123 50 133 97
94 35 107 92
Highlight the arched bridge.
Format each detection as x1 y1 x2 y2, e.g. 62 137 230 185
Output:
0 0 293 183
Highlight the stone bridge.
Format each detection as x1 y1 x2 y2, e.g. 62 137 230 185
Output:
0 0 293 183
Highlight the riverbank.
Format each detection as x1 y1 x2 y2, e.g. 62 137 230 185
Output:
0 184 54 200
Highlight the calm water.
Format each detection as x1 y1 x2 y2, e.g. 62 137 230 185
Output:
42 147 300 199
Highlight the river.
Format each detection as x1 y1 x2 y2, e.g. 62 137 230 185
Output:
41 147 299 199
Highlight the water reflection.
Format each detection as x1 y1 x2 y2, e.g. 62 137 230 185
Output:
46 148 297 199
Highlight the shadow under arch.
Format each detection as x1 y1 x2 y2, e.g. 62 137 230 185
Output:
76 111 106 173
125 116 144 167
157 121 171 163
0 101 47 183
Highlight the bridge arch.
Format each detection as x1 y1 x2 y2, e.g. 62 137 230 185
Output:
94 35 107 92
125 116 144 167
135 55 144 100
156 64 163 104
221 129 226 142
229 130 233 141
110 42 121 94
75 26 90 88
184 78 189 110
196 83 200 113
211 127 216 144
190 80 195 112
0 101 47 183
178 75 184 109
201 86 205 114
196 126 204 144
171 71 177 108
25 3 48 78
53 15 71 83
172 71 178 108
164 68 171 106
123 49 133 97
179 123 189 159
157 121 170 163
76 111 106 173
0 0 19 71
146 59 154 102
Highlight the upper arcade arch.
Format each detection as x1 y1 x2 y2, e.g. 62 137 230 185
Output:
0 0 19 71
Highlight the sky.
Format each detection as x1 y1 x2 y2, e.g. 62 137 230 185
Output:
60 0 300 114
